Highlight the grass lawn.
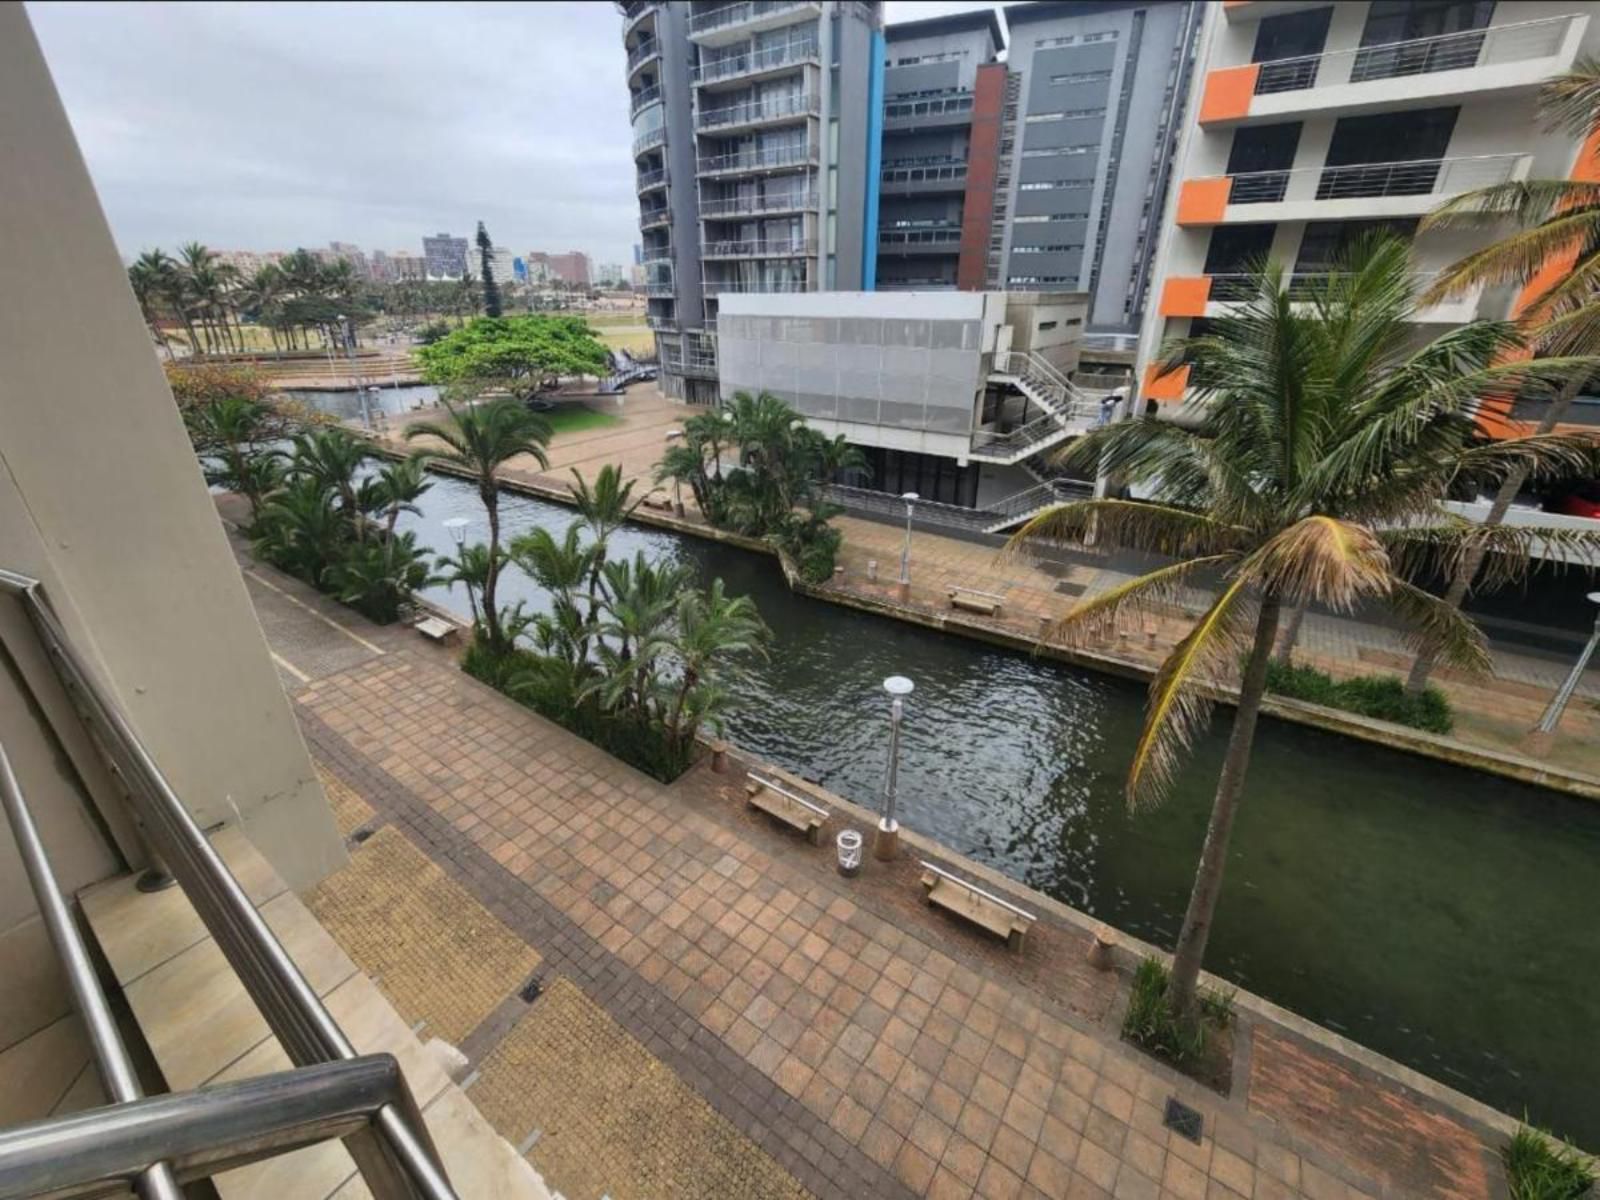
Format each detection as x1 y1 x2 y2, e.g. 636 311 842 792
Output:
543 406 625 436
582 310 650 328
598 328 655 355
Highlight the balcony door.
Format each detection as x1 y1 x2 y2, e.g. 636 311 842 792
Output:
1203 224 1276 300
1226 123 1302 203
1293 219 1419 290
1319 108 1459 198
1252 7 1333 93
1353 0 1496 82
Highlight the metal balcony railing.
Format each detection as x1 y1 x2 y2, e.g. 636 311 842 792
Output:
883 88 975 122
630 84 662 116
619 0 656 31
697 90 819 130
1253 15 1578 95
626 37 660 72
880 158 968 187
632 123 665 155
639 207 671 229
879 224 963 247
689 0 815 36
699 189 817 217
636 167 668 191
646 313 679 330
698 142 817 174
640 244 673 263
1206 270 1443 303
695 37 819 84
1226 153 1526 204
645 280 676 296
0 568 458 1200
701 279 810 294
702 238 815 258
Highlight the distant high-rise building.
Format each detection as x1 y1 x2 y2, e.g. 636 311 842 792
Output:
214 249 283 277
388 251 426 281
528 250 592 287
632 242 644 265
422 233 469 280
479 244 517 287
597 262 627 286
327 241 370 278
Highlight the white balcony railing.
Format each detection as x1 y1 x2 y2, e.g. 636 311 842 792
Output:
1206 270 1443 304
1208 153 1528 206
639 207 671 230
696 90 819 131
689 1 814 36
697 142 817 175
632 124 665 156
630 84 662 116
694 38 818 84
1253 15 1578 96
699 190 817 217
626 38 659 73
636 167 668 192
639 244 673 264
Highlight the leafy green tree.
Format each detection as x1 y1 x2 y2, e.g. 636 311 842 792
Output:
1404 60 1600 694
405 396 552 649
416 316 610 403
1012 240 1599 1023
476 221 503 318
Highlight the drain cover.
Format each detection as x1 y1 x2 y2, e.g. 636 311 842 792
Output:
1164 1096 1204 1144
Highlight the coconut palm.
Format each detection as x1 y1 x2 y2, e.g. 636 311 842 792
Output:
405 396 552 649
1406 59 1600 693
128 250 177 356
1011 242 1600 1020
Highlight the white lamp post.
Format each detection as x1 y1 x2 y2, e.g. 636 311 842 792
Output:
1534 591 1600 735
443 517 470 547
874 675 914 861
898 492 919 593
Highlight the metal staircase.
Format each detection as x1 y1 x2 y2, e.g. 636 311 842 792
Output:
971 350 1107 465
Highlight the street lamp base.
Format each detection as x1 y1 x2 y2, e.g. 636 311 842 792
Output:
873 818 900 861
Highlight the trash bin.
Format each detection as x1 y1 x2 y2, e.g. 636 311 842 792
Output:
836 829 863 878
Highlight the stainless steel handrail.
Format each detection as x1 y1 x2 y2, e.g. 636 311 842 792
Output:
0 1056 413 1200
0 737 182 1200
0 568 457 1200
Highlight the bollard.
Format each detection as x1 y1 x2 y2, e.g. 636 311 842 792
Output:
867 560 878 583
1088 925 1116 971
710 740 728 773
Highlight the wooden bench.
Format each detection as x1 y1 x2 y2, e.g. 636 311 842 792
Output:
413 615 459 643
920 860 1037 952
641 491 675 512
947 586 1006 617
745 773 829 844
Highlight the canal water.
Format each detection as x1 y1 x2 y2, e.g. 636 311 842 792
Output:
386 472 1600 1147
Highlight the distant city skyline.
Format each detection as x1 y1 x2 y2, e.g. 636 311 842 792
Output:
26 1 999 266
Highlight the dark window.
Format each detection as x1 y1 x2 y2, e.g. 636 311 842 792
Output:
1318 108 1459 197
1353 0 1495 81
854 447 978 508
1252 8 1333 93
1204 225 1275 297
1227 123 1302 202
1293 219 1419 282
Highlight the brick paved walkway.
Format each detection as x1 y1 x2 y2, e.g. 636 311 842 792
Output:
235 538 1516 1200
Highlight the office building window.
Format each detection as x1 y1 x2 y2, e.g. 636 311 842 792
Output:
1012 244 1084 254
1025 113 1064 123
1050 69 1114 85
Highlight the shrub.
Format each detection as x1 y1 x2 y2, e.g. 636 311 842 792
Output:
1504 1124 1595 1200
1121 956 1233 1070
1263 660 1454 734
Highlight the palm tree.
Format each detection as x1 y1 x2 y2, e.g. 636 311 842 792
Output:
287 428 371 531
405 396 552 649
1406 60 1600 693
186 394 283 521
664 578 769 756
370 456 433 541
1011 242 1599 1020
128 250 177 356
437 542 493 629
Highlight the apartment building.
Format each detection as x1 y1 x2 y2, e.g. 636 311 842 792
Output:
421 232 469 280
622 0 882 403
998 1 1201 332
1137 0 1599 412
876 10 1004 292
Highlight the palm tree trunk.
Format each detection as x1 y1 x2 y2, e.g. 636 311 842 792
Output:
481 485 504 648
1272 601 1306 665
1167 592 1281 1018
1404 372 1587 695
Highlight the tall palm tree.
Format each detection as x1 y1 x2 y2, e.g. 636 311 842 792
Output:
128 250 177 356
1406 60 1600 693
405 396 552 649
1011 243 1599 1019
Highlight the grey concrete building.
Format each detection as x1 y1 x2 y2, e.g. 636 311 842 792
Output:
999 1 1201 332
877 9 1004 291
421 232 469 281
621 0 883 404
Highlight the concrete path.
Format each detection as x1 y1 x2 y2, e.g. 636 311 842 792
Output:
232 538 1517 1200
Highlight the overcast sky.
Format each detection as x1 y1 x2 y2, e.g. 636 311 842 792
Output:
26 0 1000 268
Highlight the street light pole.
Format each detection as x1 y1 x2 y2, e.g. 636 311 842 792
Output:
874 675 914 861
898 492 919 596
1533 591 1600 735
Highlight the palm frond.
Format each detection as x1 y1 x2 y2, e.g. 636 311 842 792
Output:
1382 519 1600 590
1540 59 1600 137
1041 555 1238 647
1419 201 1600 302
1003 498 1242 563
1125 574 1258 812
1453 431 1600 488
1239 516 1392 611
1382 579 1493 677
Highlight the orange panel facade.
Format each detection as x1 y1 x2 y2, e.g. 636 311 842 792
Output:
958 63 1007 291
1158 276 1212 317
1199 64 1259 125
1176 177 1233 226
1143 363 1191 402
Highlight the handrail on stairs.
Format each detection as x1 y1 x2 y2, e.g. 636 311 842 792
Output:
0 567 459 1200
